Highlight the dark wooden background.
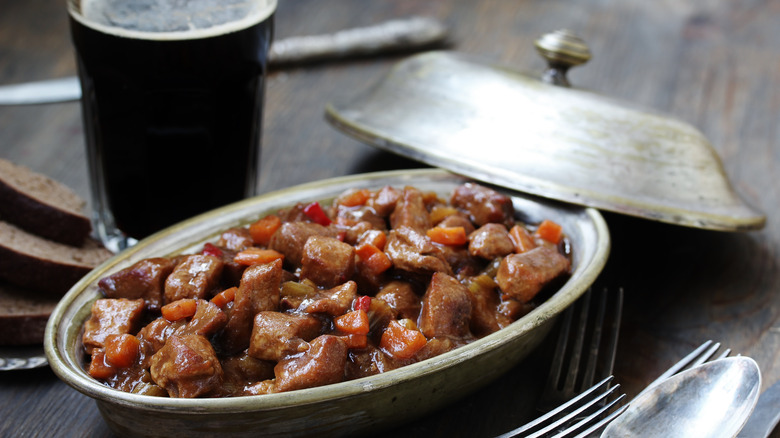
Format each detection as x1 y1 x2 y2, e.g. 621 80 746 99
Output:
1 0 779 436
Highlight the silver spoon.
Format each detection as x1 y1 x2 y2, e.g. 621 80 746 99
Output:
602 356 761 438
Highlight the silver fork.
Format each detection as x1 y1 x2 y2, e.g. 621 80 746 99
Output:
634 339 731 400
561 339 734 438
497 287 625 438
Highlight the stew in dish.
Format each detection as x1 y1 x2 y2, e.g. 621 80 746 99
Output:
81 182 571 398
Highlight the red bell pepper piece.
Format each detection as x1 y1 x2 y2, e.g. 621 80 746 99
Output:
201 242 223 257
302 201 332 226
354 295 371 312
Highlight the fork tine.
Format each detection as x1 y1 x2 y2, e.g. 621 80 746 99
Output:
527 385 625 438
580 287 623 389
502 287 625 437
544 297 577 399
651 340 714 383
579 288 603 390
600 288 623 379
637 340 731 399
497 377 619 438
539 286 624 411
561 289 592 395
562 399 629 438
540 339 733 438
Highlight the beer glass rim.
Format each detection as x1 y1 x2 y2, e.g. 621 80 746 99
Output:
67 0 276 41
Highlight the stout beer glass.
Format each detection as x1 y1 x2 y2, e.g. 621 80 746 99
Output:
68 0 276 251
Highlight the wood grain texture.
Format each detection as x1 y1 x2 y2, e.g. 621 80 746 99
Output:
1 0 779 436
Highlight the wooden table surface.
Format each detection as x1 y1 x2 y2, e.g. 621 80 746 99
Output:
2 0 779 436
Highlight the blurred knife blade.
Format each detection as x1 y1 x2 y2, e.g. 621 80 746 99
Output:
738 380 780 438
0 16 447 105
0 77 81 105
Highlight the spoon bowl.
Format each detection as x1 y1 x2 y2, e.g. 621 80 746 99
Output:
603 356 761 438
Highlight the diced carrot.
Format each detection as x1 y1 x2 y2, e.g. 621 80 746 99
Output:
429 206 459 224
536 219 563 244
161 298 198 322
396 318 418 330
248 214 282 246
104 333 141 368
88 348 116 379
211 287 237 308
355 243 392 274
380 320 428 359
334 310 370 335
336 188 371 207
509 225 537 253
426 226 467 246
353 295 371 312
358 229 387 251
234 248 285 266
341 334 368 349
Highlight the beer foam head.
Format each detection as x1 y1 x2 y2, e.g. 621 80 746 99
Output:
70 0 276 40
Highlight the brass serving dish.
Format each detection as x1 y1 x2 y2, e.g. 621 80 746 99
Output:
326 31 765 232
45 169 609 437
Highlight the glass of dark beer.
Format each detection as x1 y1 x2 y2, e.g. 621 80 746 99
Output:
67 0 276 252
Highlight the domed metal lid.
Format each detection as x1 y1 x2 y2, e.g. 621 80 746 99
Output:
325 30 765 231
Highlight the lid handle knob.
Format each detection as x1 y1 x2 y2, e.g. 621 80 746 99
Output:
534 29 591 87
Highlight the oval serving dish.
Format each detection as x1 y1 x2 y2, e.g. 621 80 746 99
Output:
45 169 609 438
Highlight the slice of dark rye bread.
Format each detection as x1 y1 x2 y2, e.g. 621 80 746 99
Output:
0 221 113 294
0 158 92 246
0 281 61 345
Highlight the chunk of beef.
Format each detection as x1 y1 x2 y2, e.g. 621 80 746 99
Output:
303 281 358 316
137 317 184 366
413 337 458 361
466 275 501 336
496 246 571 303
389 186 432 232
334 220 371 246
119 369 167 396
496 298 535 328
279 280 318 310
274 335 348 392
164 254 224 303
217 260 283 354
368 185 402 217
437 213 476 235
179 299 227 338
275 202 310 223
300 235 355 288
238 260 283 311
451 183 515 227
217 227 254 251
366 297 398 342
436 245 481 279
248 311 322 361
221 351 275 396
149 334 223 398
82 298 145 354
375 281 421 321
418 272 472 339
242 380 277 395
335 206 387 233
468 223 515 260
345 344 399 380
385 226 452 277
98 258 176 311
269 222 335 268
